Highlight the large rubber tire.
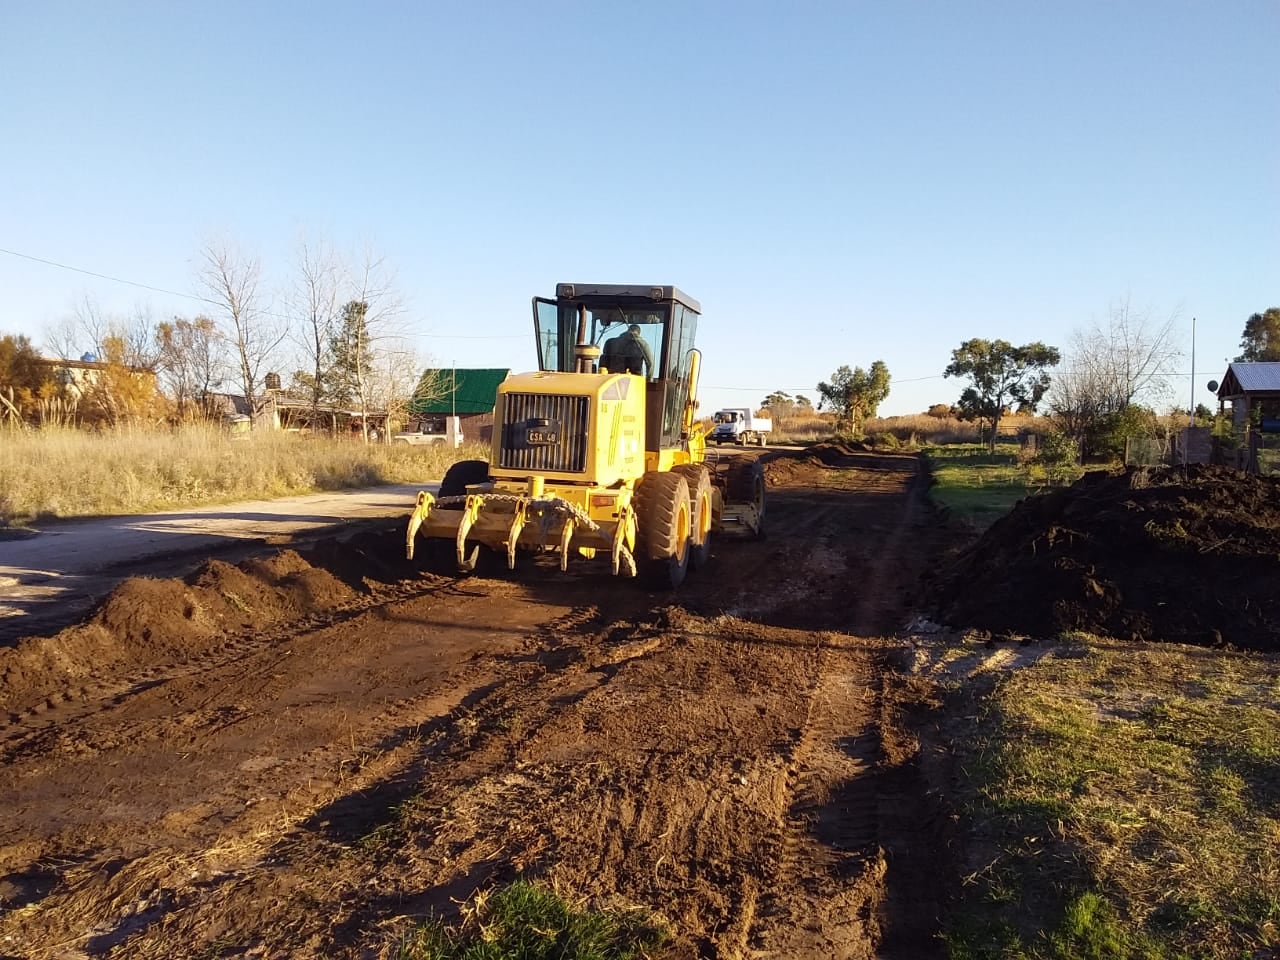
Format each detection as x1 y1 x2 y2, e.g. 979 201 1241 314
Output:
633 471 691 589
669 463 712 570
418 459 491 575
724 459 767 537
439 459 489 497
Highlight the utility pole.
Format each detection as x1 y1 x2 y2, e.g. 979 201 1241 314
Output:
1190 317 1197 429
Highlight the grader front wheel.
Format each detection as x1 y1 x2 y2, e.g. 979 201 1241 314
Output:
634 471 692 590
669 463 712 569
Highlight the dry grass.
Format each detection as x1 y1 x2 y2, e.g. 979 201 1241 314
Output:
770 412 1044 447
0 424 480 523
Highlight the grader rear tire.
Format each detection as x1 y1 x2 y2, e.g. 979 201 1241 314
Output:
633 471 691 589
670 463 712 569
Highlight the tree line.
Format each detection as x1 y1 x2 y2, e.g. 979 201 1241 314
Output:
783 302 1277 455
0 237 442 436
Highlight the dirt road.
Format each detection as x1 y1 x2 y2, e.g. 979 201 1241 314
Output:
0 484 430 645
0 446 952 959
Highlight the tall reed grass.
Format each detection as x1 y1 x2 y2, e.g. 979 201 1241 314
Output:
0 424 478 523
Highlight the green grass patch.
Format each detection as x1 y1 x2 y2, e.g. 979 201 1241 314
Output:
0 424 484 522
924 442 1085 529
925 443 1036 527
394 881 669 960
941 637 1280 959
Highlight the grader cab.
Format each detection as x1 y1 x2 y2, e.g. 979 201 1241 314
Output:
405 283 765 588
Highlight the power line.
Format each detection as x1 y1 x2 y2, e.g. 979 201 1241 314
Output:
0 246 216 305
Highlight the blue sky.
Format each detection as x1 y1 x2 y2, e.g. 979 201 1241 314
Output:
2 1 1276 417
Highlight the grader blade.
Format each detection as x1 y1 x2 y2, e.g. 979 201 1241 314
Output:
405 491 435 560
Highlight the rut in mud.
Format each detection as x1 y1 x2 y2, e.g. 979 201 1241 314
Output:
0 446 952 959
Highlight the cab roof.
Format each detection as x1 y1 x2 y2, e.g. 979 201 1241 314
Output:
554 283 701 315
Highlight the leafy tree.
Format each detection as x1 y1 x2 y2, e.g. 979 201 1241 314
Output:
926 403 956 419
0 334 51 421
817 361 890 435
327 299 371 410
1092 404 1159 461
761 391 814 424
944 339 1060 452
83 335 167 425
156 315 224 419
1236 307 1280 362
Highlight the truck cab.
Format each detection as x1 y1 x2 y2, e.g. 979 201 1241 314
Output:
711 408 772 446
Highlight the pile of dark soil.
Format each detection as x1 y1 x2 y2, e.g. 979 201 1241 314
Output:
931 465 1280 651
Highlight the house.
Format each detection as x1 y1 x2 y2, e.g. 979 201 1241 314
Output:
35 356 157 403
204 392 390 437
1216 362 1280 432
1215 362 1280 472
408 368 509 444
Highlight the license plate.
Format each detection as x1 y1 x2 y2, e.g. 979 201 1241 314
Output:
526 429 559 445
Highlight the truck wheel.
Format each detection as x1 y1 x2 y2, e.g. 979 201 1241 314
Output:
439 459 489 498
633 471 691 589
670 463 712 569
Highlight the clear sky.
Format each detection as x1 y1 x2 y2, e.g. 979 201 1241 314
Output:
2 1 1276 417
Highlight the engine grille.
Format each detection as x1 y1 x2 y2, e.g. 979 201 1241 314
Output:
498 392 590 474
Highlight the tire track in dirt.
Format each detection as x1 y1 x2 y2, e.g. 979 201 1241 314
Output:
725 452 945 960
0 582 605 953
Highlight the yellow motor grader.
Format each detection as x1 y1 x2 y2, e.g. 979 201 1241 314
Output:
405 283 765 588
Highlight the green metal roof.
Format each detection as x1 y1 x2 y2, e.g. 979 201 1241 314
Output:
409 368 509 414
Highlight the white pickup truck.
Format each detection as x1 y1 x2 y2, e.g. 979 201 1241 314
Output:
393 415 464 448
710 408 772 446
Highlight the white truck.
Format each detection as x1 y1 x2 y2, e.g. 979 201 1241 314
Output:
393 414 465 448
710 408 772 446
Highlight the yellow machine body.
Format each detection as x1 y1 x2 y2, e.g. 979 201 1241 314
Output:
405 284 761 582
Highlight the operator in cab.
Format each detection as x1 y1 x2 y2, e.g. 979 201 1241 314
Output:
600 323 655 377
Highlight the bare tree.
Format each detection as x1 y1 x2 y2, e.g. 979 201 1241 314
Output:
1049 299 1183 451
197 240 285 419
156 315 226 419
368 341 436 438
340 246 406 441
46 296 160 370
1084 298 1182 410
288 234 343 431
120 303 162 371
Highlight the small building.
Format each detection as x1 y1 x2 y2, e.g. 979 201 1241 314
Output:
1216 362 1280 431
35 356 157 403
204 392 390 438
408 368 509 444
1215 362 1280 473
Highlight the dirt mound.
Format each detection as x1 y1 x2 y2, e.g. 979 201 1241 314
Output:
762 442 873 485
0 548 360 715
931 465 1280 650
